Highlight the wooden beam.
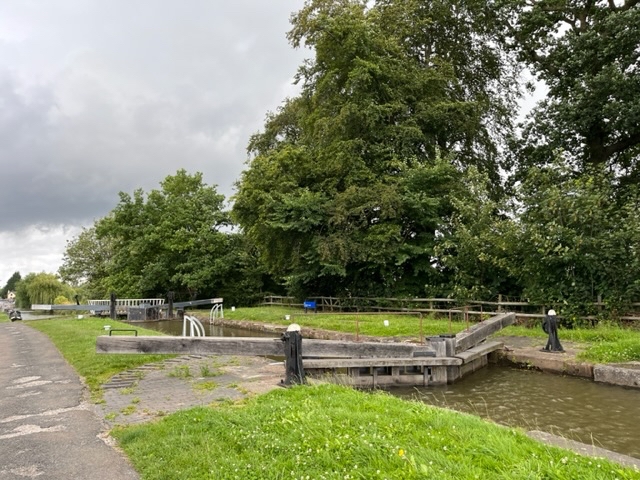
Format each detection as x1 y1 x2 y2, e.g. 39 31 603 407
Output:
303 357 462 369
454 313 514 353
96 336 436 358
454 340 503 364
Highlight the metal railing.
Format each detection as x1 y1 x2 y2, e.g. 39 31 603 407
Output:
182 314 205 337
209 304 224 324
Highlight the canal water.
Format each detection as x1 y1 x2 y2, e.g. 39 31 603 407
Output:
395 365 640 460
130 319 276 338
132 320 640 460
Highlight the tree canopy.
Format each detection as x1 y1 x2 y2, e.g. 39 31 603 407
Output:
1 271 21 299
60 170 267 304
507 0 640 183
57 0 640 318
14 272 74 308
233 0 521 298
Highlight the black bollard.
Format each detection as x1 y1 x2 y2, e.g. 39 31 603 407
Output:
281 324 306 386
541 309 564 352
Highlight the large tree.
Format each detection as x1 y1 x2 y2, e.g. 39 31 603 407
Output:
14 272 74 308
1 271 21 299
61 170 267 303
97 170 231 299
513 160 640 316
507 0 640 183
234 0 520 297
58 227 113 299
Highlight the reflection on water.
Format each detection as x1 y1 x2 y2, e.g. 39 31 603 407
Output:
128 320 277 338
393 364 640 459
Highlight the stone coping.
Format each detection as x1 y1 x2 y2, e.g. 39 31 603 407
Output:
493 335 640 389
527 431 640 470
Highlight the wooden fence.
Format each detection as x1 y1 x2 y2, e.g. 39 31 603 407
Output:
261 295 640 323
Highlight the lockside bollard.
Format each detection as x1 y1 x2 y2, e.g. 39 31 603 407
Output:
541 309 564 352
281 324 306 386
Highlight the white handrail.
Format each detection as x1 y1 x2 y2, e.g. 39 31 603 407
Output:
209 304 224 324
182 315 205 337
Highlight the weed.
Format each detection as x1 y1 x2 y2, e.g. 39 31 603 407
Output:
199 364 221 377
234 385 250 395
193 381 218 392
120 405 136 416
168 365 192 378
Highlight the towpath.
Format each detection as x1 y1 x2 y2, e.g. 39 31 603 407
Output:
0 322 139 479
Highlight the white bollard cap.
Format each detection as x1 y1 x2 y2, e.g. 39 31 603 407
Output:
548 309 556 316
286 323 301 332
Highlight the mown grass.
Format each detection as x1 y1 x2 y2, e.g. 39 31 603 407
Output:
28 316 173 399
222 307 640 364
224 306 469 337
112 383 640 480
0 312 8 323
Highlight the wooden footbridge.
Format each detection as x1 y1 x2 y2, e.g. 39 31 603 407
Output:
97 312 515 387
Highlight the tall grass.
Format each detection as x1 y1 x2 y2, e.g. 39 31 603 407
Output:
112 383 640 479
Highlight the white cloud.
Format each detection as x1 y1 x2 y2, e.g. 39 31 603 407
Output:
0 225 83 285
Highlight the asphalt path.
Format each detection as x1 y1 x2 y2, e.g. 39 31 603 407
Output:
0 322 139 479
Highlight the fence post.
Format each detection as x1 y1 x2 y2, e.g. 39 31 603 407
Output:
109 292 116 320
465 305 469 331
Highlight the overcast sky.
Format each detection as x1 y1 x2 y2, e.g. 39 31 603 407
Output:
0 0 308 286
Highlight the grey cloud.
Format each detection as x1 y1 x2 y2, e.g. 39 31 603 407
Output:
0 0 306 235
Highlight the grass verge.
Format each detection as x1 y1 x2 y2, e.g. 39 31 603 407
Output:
112 383 640 480
27 316 173 399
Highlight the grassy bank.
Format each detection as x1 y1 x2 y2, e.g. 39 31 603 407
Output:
220 307 640 363
27 317 173 398
112 383 639 480
224 306 470 337
17 311 640 478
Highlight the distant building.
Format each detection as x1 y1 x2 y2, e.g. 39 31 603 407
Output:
7 291 16 300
